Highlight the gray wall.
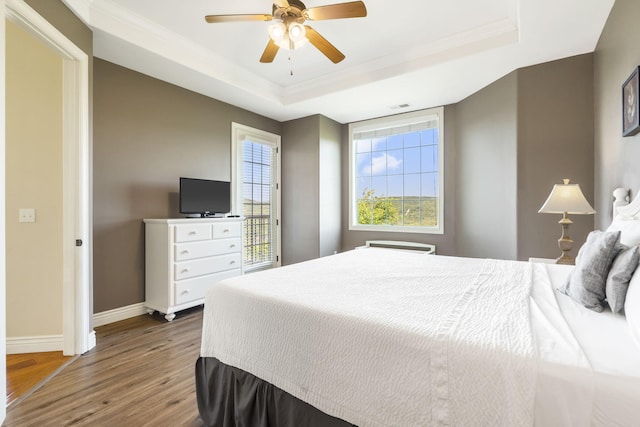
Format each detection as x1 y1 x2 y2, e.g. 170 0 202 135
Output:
594 0 640 228
340 105 458 255
282 116 320 264
281 114 342 265
21 0 613 314
93 59 280 313
455 72 518 259
25 0 92 56
517 54 595 260
341 54 594 261
455 55 594 261
318 115 342 257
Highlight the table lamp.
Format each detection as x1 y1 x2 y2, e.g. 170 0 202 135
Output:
538 179 595 264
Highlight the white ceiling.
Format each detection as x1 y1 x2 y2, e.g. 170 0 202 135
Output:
62 0 614 124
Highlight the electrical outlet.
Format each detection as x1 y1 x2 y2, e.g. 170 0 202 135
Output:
19 208 36 223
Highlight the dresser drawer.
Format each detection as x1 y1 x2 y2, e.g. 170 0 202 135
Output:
174 253 242 280
174 269 241 305
174 238 241 262
174 223 212 243
212 221 242 239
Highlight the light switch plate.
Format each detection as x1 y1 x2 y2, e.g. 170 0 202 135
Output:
19 208 36 223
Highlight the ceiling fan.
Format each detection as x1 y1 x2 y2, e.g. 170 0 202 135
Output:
204 0 367 64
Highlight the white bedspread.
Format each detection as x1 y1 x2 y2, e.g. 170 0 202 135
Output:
534 263 640 427
201 249 538 426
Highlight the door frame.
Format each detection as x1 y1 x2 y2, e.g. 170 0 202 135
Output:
231 122 282 270
6 0 93 356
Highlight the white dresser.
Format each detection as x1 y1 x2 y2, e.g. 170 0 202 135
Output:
143 218 243 321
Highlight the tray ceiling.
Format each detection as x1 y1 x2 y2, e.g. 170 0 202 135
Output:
62 0 614 123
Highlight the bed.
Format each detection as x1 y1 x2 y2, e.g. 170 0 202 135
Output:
195 189 640 427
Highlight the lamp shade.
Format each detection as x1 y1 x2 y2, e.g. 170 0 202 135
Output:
538 179 595 214
268 22 308 50
268 22 286 43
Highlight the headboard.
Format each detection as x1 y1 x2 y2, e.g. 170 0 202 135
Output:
613 187 640 219
614 187 630 218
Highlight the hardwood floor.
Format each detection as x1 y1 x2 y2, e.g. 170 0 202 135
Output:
3 307 206 426
6 351 75 406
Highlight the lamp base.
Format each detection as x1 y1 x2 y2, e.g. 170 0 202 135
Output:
555 253 574 265
555 214 575 265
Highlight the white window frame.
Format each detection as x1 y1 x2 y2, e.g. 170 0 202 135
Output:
348 107 444 234
231 122 282 270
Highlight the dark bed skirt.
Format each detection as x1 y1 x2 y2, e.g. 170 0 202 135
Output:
195 357 356 427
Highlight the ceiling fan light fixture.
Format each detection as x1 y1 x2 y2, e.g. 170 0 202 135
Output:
288 22 306 42
206 1 367 64
270 21 308 50
268 22 286 42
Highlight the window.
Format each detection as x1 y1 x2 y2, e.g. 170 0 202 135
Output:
349 107 444 234
232 123 281 272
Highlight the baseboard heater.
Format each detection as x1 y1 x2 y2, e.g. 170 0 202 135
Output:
365 240 436 254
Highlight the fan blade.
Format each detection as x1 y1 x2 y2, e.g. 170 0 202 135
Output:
205 14 272 23
274 0 290 8
304 26 345 63
260 39 280 63
305 1 367 20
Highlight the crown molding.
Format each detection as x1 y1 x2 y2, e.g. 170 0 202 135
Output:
282 17 519 105
62 0 518 108
70 0 283 103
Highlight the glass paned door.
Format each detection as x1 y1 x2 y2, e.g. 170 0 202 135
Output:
232 123 281 272
242 140 276 269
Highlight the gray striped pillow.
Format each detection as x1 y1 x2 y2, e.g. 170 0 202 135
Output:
606 245 640 313
560 230 622 312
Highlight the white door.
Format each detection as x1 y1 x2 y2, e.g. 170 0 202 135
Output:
232 123 281 272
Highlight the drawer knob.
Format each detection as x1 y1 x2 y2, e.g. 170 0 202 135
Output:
181 268 190 273
230 260 236 265
181 250 190 254
230 244 236 248
189 231 197 235
181 290 190 295
223 228 230 233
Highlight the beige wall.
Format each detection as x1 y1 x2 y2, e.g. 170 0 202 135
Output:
594 0 640 228
93 59 281 312
6 20 63 337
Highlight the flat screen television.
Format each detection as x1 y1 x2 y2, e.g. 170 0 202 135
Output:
179 177 231 217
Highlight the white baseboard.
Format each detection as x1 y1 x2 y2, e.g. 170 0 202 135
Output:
93 302 147 327
87 330 96 352
7 335 63 354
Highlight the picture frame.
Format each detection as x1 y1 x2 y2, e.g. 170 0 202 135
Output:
622 66 640 137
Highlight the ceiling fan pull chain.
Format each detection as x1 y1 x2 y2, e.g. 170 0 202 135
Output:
288 43 294 76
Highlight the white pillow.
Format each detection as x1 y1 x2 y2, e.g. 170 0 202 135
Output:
626 268 640 350
606 217 640 247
